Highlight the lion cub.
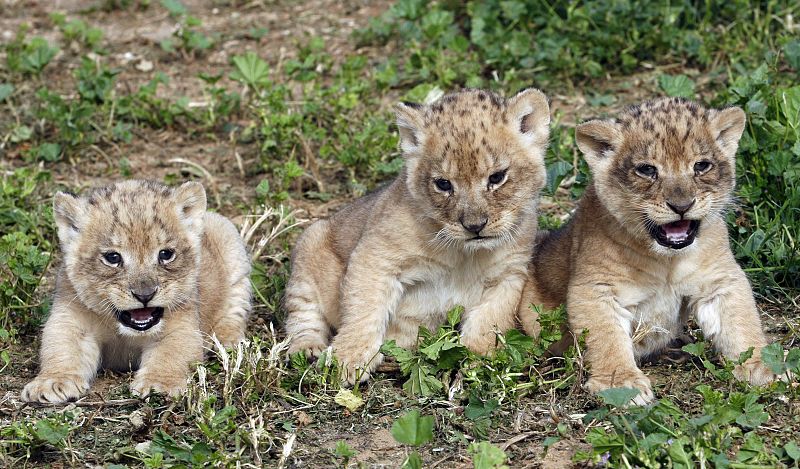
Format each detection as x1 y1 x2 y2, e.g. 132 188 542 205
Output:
285 88 550 383
22 180 251 403
518 98 777 404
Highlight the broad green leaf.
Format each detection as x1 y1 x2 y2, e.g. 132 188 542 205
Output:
785 40 800 71
401 451 423 469
391 410 434 446
468 441 508 469
403 363 442 397
160 0 187 16
465 395 498 421
761 342 786 374
784 441 800 461
231 52 270 90
0 84 13 101
597 387 640 408
659 74 695 98
37 143 61 162
780 86 800 130
545 161 572 195
34 418 70 446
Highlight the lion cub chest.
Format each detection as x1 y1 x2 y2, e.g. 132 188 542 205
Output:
395 251 499 326
613 256 701 357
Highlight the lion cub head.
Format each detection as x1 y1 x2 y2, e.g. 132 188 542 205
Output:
575 97 746 254
395 88 550 251
53 180 207 336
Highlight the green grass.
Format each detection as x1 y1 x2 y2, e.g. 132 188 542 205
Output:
0 0 798 467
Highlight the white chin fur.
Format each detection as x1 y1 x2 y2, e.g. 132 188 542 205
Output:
462 237 504 252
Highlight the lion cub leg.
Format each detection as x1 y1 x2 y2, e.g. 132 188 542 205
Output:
570 287 654 406
131 308 203 397
208 262 252 349
284 220 345 357
694 270 774 385
332 244 405 384
460 272 525 354
22 306 100 403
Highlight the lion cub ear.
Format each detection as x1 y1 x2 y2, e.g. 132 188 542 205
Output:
174 181 207 232
575 119 622 172
506 88 550 149
394 102 426 155
708 106 746 160
53 192 88 249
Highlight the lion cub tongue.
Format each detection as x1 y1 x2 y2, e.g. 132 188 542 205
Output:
129 308 156 321
662 220 692 242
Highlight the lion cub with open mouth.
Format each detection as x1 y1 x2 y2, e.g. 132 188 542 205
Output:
518 98 778 405
285 88 550 383
22 180 251 403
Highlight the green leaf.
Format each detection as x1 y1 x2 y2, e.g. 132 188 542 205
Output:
469 441 508 469
667 438 693 468
785 40 800 71
465 395 499 421
403 363 443 397
33 418 70 446
231 52 270 90
780 86 800 130
682 341 705 357
160 0 187 16
335 440 356 458
597 387 640 408
784 441 800 461
0 84 13 101
36 143 61 162
659 74 695 98
761 342 786 374
545 161 572 195
401 451 423 469
391 410 434 446
334 388 364 412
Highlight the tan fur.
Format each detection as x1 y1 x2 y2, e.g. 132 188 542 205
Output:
22 180 251 403
519 98 776 405
284 88 550 383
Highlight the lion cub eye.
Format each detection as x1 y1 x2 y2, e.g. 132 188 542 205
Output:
635 164 658 179
434 178 453 192
102 251 122 267
488 169 507 187
694 160 713 175
158 249 176 264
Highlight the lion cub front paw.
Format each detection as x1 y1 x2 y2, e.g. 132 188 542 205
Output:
459 331 498 356
287 337 329 360
22 375 90 403
734 356 777 386
586 370 654 406
131 372 187 398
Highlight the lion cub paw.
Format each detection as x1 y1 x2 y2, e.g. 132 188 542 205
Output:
459 332 497 356
734 356 777 386
287 338 328 360
586 371 654 406
131 372 187 398
22 375 90 403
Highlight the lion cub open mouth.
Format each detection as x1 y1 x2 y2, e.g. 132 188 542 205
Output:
117 307 164 331
649 219 700 249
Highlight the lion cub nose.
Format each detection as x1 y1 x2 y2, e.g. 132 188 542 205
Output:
460 216 488 235
666 198 696 216
131 286 158 305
